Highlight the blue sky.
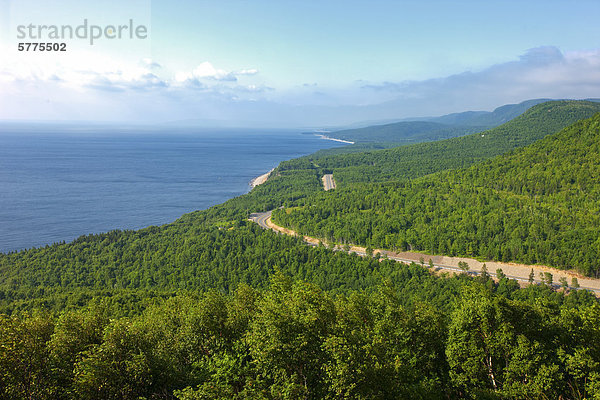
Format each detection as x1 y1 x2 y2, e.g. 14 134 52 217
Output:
1 0 599 126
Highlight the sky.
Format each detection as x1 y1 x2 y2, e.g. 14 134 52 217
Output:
0 0 599 127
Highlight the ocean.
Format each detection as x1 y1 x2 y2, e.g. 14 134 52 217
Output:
0 127 346 253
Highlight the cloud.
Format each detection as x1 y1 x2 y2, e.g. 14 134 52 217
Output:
237 68 259 76
518 46 565 65
140 58 162 70
174 62 259 85
0 49 170 93
84 71 167 92
1 46 599 126
173 62 260 91
355 46 600 117
191 61 236 81
234 84 274 93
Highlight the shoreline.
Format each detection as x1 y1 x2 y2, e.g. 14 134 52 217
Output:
315 134 355 144
250 168 274 187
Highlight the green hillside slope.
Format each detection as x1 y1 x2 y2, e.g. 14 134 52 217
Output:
3 101 599 310
2 104 600 400
286 100 600 186
429 98 550 126
325 121 487 143
325 99 551 145
274 112 600 276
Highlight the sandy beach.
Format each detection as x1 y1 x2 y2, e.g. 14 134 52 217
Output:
315 134 355 144
250 168 274 187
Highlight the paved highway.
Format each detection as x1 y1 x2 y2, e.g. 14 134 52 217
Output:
249 210 272 229
249 210 600 294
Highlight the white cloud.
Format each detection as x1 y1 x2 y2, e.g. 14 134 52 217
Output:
173 62 260 89
1 46 599 126
354 46 600 117
237 68 259 76
0 49 169 92
140 58 162 70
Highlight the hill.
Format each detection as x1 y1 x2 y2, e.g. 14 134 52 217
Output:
2 101 599 310
273 112 600 276
324 121 487 144
427 98 550 126
324 98 551 145
285 100 600 186
2 103 600 400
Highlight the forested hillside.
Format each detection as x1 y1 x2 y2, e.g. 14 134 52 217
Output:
426 98 549 126
2 101 600 399
1 272 599 400
274 112 600 276
324 121 487 144
325 98 551 144
286 100 600 186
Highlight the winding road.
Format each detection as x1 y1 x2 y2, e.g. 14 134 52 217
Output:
249 210 600 294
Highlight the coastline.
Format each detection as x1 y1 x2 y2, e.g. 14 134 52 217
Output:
250 168 274 188
315 134 355 144
1 131 344 253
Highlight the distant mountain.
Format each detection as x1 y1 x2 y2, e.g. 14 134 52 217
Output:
324 121 486 144
290 100 600 186
326 99 553 144
426 98 552 126
276 107 600 276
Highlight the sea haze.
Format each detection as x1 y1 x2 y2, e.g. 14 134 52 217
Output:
0 127 345 253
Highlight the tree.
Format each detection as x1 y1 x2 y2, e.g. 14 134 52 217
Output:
496 269 506 280
447 285 564 398
571 277 580 288
73 319 156 400
446 285 506 393
458 261 469 272
0 313 56 400
528 269 535 284
544 272 553 286
480 263 489 278
246 276 335 399
559 277 568 290
49 305 110 396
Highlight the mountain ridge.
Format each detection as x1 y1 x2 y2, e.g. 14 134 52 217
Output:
273 111 600 275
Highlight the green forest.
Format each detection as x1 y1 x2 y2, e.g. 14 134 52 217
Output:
2 100 600 399
287 100 600 186
274 112 600 276
323 98 550 145
2 273 600 400
322 121 487 144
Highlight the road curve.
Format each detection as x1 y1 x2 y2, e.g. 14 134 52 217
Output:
249 210 600 294
249 210 272 229
322 174 336 191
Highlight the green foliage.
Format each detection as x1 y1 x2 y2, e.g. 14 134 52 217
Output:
446 285 564 398
0 312 56 399
1 100 600 398
274 112 600 275
327 121 487 144
0 279 598 399
286 100 600 187
324 98 552 145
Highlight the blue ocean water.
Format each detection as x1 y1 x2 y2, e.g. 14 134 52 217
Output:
0 127 345 253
